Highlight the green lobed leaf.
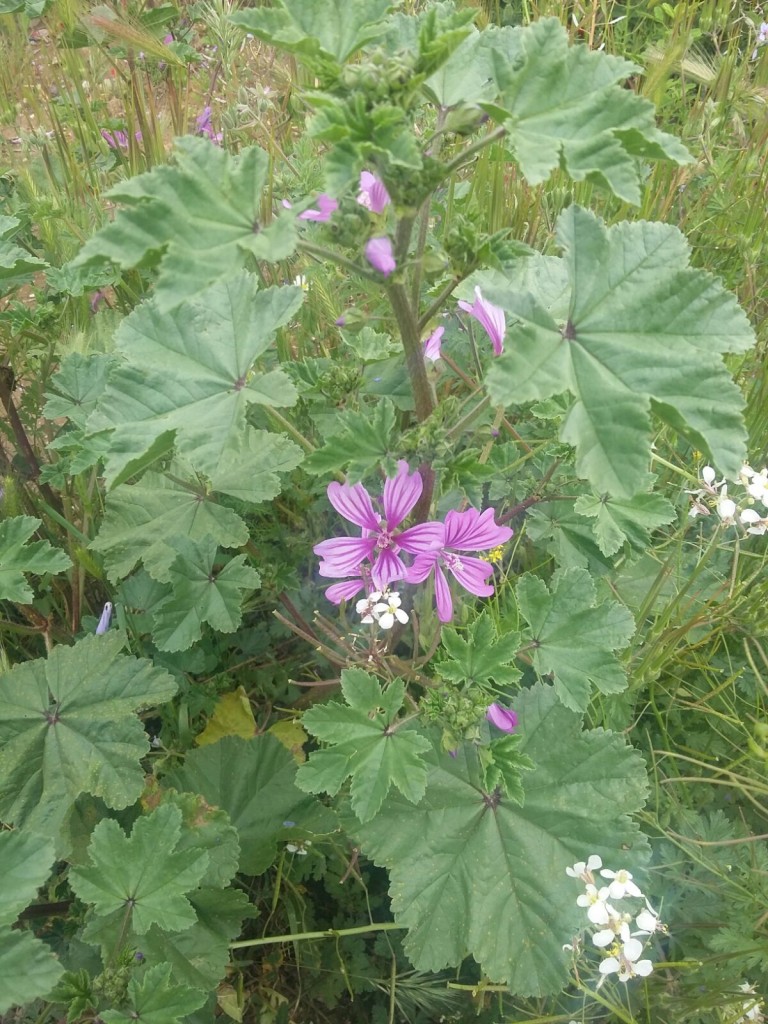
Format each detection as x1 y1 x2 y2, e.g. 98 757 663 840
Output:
438 612 521 688
573 488 677 557
525 500 614 573
0 216 47 291
70 804 209 934
90 466 250 584
0 516 72 603
0 926 64 1013
66 138 297 311
43 353 115 428
150 535 260 652
478 734 535 806
297 669 431 823
304 398 397 480
86 275 301 489
0 633 177 832
483 18 691 203
159 791 241 889
168 734 337 874
231 0 393 65
516 568 635 712
352 683 650 996
485 206 755 495
0 832 56 927
100 962 207 1024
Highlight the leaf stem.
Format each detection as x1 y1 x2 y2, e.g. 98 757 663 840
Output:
230 920 404 950
443 124 507 176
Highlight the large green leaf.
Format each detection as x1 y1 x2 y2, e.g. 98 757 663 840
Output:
0 633 177 832
168 735 337 874
0 832 55 926
90 467 250 584
66 138 297 311
151 536 260 652
483 18 691 203
86 275 302 489
0 516 72 602
296 669 431 823
485 206 755 495
353 683 649 996
0 215 47 292
100 962 206 1024
70 804 209 934
515 568 635 712
231 0 393 65
0 927 63 1013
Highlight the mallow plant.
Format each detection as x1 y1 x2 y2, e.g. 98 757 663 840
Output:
0 0 764 1021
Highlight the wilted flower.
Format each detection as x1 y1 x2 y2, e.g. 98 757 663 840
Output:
365 236 396 276
486 703 517 732
299 194 338 222
357 170 391 213
423 325 445 362
458 286 506 355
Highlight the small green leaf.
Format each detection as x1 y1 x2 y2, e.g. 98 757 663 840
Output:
478 734 535 806
297 669 431 823
0 832 55 927
70 804 209 934
438 612 521 688
0 633 177 831
304 398 396 480
87 275 301 489
44 353 115 428
231 0 393 65
0 516 72 602
352 683 649 996
67 138 297 311
0 927 63 1013
485 205 755 494
168 735 337 874
100 963 207 1024
573 489 677 557
0 216 47 292
151 536 260 652
516 568 635 712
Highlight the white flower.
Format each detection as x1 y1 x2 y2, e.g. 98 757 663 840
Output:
740 509 768 536
577 884 614 926
286 840 311 856
597 930 653 986
292 274 309 292
356 591 383 624
373 591 409 630
716 486 738 525
746 467 768 508
737 982 766 1023
600 868 643 900
566 854 602 881
633 898 666 936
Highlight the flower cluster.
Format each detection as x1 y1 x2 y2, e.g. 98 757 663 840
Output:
314 461 512 624
566 855 666 988
732 982 766 1023
687 464 768 535
355 589 409 630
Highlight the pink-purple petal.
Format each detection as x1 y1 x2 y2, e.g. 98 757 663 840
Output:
434 564 454 623
382 461 423 528
423 325 444 362
444 507 512 550
327 481 380 530
299 194 338 221
325 579 366 603
486 703 518 732
459 286 505 356
447 555 495 597
365 236 396 276
371 548 408 590
397 520 445 554
404 553 437 585
358 171 391 214
315 536 375 575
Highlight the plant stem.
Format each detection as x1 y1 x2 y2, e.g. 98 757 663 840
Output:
298 239 377 279
230 920 404 950
443 124 507 176
385 280 435 423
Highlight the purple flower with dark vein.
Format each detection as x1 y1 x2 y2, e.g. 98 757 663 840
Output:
357 171 391 214
365 236 396 276
299 194 338 221
101 129 142 150
486 703 517 733
423 325 444 362
458 286 506 356
314 461 443 591
195 106 223 144
405 507 512 622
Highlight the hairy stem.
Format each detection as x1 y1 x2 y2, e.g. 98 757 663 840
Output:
230 920 404 950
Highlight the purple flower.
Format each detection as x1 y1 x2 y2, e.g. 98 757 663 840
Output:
357 171 391 214
423 325 445 362
298 194 338 222
486 703 518 732
365 236 396 276
162 33 174 43
95 601 113 635
314 461 443 591
335 315 346 327
101 129 141 149
406 507 512 622
90 290 107 313
195 106 223 144
458 286 506 356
